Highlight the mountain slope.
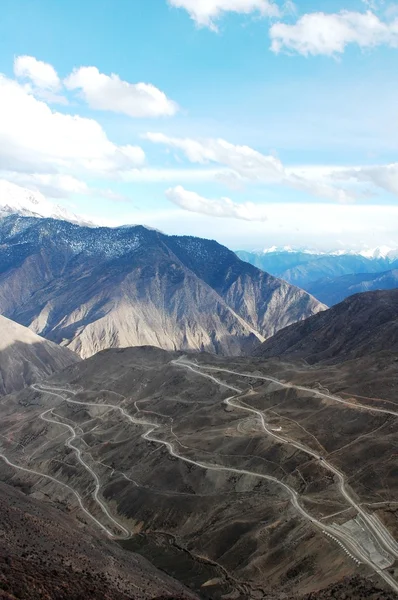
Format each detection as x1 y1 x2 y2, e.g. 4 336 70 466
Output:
307 269 398 306
0 480 196 600
0 315 79 395
0 216 325 358
252 289 398 364
1 346 398 598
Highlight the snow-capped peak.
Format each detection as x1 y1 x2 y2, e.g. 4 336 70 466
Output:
262 245 296 254
0 180 86 225
356 246 398 260
255 245 398 261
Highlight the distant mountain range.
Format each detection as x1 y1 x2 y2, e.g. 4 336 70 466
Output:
236 248 398 305
0 216 324 358
307 268 398 306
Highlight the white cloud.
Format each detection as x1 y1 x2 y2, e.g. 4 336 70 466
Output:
0 74 145 177
270 10 398 55
2 172 89 199
288 174 359 203
14 56 67 105
333 163 398 195
144 132 285 182
14 55 61 90
166 185 269 220
65 66 178 117
167 0 279 30
121 167 226 183
145 132 357 202
104 203 398 251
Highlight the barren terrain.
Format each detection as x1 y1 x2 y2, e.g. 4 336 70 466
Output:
0 346 398 598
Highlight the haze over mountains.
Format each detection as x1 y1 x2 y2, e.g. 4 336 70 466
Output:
237 248 398 305
0 215 324 358
307 268 398 306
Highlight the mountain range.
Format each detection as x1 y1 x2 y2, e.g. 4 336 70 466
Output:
1 289 398 598
307 268 398 306
0 215 325 358
237 248 398 304
1 204 398 598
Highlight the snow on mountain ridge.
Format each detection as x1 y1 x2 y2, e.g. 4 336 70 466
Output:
0 180 86 224
256 245 398 261
357 246 398 260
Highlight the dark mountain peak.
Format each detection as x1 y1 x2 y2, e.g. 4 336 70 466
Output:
253 289 398 364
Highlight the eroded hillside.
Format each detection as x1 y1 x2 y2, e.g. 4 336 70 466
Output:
1 346 398 598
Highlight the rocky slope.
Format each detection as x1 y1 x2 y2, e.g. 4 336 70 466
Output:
0 216 325 358
307 268 398 306
1 346 398 598
0 481 196 600
253 289 398 364
0 315 79 395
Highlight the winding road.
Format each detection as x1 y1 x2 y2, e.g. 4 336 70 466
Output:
40 408 130 538
1 368 398 594
177 360 398 418
172 359 398 560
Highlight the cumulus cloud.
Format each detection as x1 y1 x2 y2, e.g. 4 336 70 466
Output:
0 74 145 177
166 185 268 220
167 0 279 30
14 55 67 105
65 66 178 117
14 55 61 90
145 132 357 202
270 10 398 55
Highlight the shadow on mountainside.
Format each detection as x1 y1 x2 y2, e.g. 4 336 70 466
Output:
0 339 79 397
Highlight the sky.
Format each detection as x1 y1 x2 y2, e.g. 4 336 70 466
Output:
1 0 398 250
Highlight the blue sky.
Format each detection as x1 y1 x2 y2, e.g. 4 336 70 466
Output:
0 0 398 249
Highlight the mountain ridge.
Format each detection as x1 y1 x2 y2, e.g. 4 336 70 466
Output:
236 249 398 299
252 289 398 364
307 268 398 306
0 216 325 358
